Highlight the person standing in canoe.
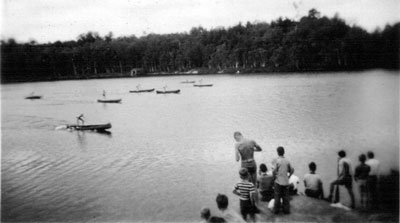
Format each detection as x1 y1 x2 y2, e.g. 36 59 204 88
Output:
77 114 85 126
234 131 262 184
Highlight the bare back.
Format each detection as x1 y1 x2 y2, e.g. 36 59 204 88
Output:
236 139 256 160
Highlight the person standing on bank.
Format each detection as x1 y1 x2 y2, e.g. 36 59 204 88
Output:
272 146 294 214
327 150 355 209
233 168 258 222
366 151 380 208
354 154 370 209
234 132 262 184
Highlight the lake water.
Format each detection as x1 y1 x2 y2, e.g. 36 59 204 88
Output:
1 70 399 222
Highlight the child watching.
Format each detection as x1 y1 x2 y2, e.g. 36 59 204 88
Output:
233 168 258 222
257 163 274 202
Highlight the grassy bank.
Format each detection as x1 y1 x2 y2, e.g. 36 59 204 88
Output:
232 171 398 222
255 195 398 223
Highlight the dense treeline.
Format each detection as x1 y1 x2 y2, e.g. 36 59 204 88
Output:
1 9 399 83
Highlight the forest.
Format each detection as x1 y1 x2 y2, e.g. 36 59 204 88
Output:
1 9 399 83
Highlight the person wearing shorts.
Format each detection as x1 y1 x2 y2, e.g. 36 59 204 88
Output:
234 132 262 185
233 168 258 222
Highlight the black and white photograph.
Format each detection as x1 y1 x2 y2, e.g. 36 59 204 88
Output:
1 0 399 222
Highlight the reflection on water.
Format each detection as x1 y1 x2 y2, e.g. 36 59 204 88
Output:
1 70 399 222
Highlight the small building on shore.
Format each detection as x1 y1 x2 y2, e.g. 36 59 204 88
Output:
130 68 145 77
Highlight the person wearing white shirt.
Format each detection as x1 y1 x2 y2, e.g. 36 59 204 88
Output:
304 162 324 199
366 151 380 208
327 150 355 209
288 172 300 195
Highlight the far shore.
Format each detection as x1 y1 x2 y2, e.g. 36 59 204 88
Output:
2 67 397 84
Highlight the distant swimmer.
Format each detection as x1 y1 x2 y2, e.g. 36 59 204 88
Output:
77 114 85 126
103 90 106 98
234 131 262 184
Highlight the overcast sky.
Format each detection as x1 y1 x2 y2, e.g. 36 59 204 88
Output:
1 0 399 43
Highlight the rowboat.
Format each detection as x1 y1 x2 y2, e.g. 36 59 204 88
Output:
181 80 195 84
156 89 180 94
193 84 213 87
97 99 122 103
67 123 111 131
129 88 155 93
25 95 42 99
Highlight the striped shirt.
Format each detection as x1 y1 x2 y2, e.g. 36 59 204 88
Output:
234 181 255 200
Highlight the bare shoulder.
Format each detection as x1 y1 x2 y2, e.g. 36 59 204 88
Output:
235 142 241 148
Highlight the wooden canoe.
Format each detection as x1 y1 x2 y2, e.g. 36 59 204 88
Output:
193 84 213 87
129 88 155 93
25 95 42 99
67 123 112 131
156 89 180 94
97 99 122 103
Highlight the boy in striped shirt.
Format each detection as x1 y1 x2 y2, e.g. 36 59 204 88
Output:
233 168 258 222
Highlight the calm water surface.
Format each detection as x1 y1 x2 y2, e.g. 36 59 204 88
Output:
1 70 399 222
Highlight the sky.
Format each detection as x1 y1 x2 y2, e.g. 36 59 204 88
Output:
1 0 399 43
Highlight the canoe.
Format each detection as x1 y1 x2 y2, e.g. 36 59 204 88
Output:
97 99 121 103
193 84 213 87
156 89 180 94
129 88 155 93
67 123 111 131
25 95 42 99
181 81 195 84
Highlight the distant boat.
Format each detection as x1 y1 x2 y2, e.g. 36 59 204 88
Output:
156 89 180 94
25 95 42 99
67 123 111 131
181 80 196 84
97 99 122 103
193 84 213 87
129 88 155 93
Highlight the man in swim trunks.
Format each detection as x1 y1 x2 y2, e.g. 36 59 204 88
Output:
234 131 262 184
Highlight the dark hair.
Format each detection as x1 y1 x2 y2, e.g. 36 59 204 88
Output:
359 154 366 163
200 208 210 220
367 151 374 159
239 168 249 179
260 163 267 172
233 131 242 137
277 146 285 156
209 216 226 223
216 194 228 210
338 150 346 158
309 162 316 171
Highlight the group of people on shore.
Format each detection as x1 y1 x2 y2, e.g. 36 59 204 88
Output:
200 132 380 223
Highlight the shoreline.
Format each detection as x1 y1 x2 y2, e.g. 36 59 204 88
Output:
1 68 398 84
252 194 398 223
